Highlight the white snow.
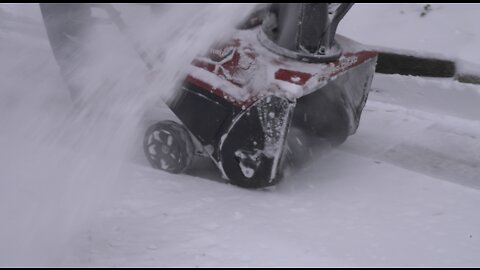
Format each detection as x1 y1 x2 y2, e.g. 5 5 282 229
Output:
338 4 480 64
1 3 480 267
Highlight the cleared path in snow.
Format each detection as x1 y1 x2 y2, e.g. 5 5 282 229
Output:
70 88 480 267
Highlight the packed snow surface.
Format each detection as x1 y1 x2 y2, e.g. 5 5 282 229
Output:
0 3 479 267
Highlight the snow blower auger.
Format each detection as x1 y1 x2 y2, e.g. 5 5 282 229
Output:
41 3 378 188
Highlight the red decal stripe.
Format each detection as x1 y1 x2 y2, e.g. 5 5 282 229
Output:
274 69 312 85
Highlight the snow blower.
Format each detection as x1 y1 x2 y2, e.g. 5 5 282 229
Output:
41 3 377 188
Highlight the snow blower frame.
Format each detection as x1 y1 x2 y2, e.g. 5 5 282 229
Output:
41 3 377 188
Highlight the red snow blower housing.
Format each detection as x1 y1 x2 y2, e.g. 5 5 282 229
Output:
144 3 377 188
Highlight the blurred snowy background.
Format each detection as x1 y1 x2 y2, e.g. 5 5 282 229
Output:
0 3 479 267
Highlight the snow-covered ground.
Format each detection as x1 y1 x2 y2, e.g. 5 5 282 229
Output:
0 3 479 267
340 3 480 64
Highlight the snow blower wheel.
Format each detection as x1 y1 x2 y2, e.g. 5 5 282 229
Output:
143 120 194 174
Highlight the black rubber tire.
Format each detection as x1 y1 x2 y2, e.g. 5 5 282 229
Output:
143 120 194 174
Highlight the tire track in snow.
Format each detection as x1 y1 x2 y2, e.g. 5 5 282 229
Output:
340 99 480 190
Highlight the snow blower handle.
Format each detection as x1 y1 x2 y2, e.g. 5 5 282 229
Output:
93 4 155 71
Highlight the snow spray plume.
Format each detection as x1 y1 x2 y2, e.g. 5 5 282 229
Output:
0 4 254 266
